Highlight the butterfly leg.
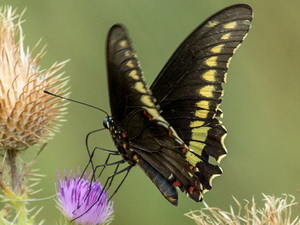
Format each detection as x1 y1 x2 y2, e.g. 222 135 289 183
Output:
93 157 125 180
100 164 133 200
107 165 132 201
82 128 106 177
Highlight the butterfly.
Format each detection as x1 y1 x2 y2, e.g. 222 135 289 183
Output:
103 4 252 205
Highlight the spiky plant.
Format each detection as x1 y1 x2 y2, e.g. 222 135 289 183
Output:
0 6 69 224
186 194 300 225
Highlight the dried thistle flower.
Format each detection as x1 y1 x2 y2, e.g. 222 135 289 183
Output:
0 7 69 152
185 194 300 225
57 170 114 225
0 6 69 224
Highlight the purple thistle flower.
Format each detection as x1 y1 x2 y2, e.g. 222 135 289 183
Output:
57 171 114 225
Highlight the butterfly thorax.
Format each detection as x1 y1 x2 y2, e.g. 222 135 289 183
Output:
103 116 136 165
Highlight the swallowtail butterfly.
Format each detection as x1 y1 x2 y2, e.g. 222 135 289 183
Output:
103 4 252 205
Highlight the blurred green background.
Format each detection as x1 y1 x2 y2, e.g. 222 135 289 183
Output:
1 0 299 224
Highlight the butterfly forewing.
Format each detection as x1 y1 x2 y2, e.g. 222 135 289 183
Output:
106 25 190 205
105 4 252 205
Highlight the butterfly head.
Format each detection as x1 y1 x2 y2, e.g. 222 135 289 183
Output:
103 116 113 130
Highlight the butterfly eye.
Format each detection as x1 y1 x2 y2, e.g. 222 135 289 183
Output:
103 117 112 129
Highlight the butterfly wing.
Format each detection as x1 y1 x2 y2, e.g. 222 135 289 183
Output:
106 4 253 205
151 4 252 191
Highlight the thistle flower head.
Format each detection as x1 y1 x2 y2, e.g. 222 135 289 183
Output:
57 171 114 225
186 194 300 225
0 7 69 151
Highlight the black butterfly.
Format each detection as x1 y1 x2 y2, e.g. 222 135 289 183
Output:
102 4 252 205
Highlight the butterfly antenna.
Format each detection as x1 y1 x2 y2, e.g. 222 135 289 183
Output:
44 90 109 117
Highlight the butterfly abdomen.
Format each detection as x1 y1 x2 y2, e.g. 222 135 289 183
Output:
137 156 178 205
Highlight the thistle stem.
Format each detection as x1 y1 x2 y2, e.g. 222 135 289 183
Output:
1 149 29 224
7 149 21 194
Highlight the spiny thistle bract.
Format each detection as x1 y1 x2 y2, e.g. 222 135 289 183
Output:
186 194 300 225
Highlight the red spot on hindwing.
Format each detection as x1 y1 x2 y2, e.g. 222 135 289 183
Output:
188 165 195 172
167 128 173 136
172 179 181 187
189 186 196 194
143 110 153 120
194 179 200 187
182 147 188 153
121 132 127 139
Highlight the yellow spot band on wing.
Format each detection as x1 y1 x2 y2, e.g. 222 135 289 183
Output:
144 108 160 120
124 50 131 57
119 40 127 47
210 44 224 53
186 151 202 167
195 110 209 119
196 100 210 110
128 70 139 80
134 82 147 94
126 60 134 68
140 95 154 107
191 127 211 142
190 120 205 128
205 56 218 67
199 85 215 98
207 20 219 28
202 70 216 82
223 21 237 29
189 141 206 156
221 33 231 40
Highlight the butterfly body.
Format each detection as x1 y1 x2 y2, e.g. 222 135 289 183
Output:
104 4 252 205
